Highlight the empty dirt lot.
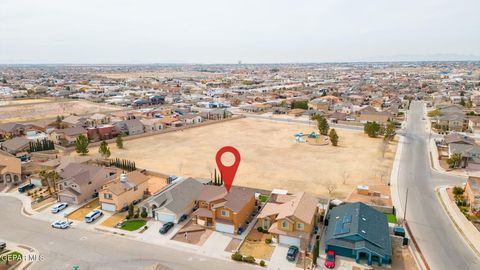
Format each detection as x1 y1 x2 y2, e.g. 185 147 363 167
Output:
0 100 122 123
93 118 397 198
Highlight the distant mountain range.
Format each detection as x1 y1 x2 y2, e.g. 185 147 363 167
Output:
361 53 480 62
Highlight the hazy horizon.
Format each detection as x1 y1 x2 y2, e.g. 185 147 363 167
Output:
1 0 479 64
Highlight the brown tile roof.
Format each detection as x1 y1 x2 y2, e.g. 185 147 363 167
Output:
102 171 149 195
0 152 21 175
196 185 255 213
258 192 317 224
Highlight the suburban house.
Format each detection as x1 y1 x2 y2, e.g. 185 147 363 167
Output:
192 185 256 234
49 127 88 145
87 113 111 127
140 118 164 132
324 202 391 266
0 137 31 154
0 152 21 185
257 192 318 248
114 119 144 136
99 171 149 212
0 123 28 140
444 133 480 167
62 115 88 128
139 178 204 223
465 176 480 213
159 116 183 127
86 125 117 141
308 99 330 111
182 114 203 125
57 163 117 205
468 117 480 135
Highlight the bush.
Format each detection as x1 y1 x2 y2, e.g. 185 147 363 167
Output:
126 215 131 220
243 256 256 264
141 210 148 219
257 226 264 233
260 260 266 267
265 238 272 244
231 252 243 261
134 213 139 219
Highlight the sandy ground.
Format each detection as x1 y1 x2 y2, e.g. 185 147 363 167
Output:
83 118 397 198
0 98 50 106
0 100 122 123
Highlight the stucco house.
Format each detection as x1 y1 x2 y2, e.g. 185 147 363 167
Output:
0 152 21 186
139 178 204 223
192 185 256 234
49 127 88 146
57 163 117 205
257 192 318 248
99 171 149 212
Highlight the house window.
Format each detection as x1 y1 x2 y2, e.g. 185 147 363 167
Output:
282 221 288 229
221 210 229 217
104 193 112 199
296 223 304 230
88 181 92 185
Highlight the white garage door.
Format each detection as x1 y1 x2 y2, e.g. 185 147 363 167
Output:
279 235 301 247
156 212 176 223
101 203 116 212
215 222 235 234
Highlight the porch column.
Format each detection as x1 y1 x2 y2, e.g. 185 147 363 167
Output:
367 253 372 265
355 252 360 263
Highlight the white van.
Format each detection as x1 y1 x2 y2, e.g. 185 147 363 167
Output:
84 210 103 223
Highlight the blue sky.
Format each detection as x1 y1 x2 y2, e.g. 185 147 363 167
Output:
0 0 479 64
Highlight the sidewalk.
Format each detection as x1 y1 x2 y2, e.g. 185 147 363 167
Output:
436 186 480 257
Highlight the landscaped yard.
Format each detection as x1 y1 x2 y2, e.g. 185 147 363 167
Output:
67 199 100 221
386 213 397 223
120 220 147 231
239 226 275 260
101 212 127 227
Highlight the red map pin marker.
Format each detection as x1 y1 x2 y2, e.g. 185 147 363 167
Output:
216 146 241 193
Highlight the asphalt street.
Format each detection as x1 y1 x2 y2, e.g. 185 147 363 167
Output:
396 101 480 270
0 196 256 270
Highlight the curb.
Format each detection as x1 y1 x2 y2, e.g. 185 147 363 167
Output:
435 186 480 257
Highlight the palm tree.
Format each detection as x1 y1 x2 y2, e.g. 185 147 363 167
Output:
47 170 60 195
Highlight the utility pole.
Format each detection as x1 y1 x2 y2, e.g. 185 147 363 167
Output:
403 188 409 223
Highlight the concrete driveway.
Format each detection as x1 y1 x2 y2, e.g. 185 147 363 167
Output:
269 245 299 270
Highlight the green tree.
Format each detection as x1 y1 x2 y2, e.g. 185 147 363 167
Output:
98 140 111 159
460 98 466 107
329 128 339 146
312 239 319 266
467 99 473 109
316 116 329 135
116 135 124 149
384 122 396 142
447 153 462 168
364 122 381 138
127 203 134 219
427 109 442 117
75 134 89 155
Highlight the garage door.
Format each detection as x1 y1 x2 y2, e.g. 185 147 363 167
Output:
215 222 235 234
101 203 116 212
156 212 176 223
279 235 301 247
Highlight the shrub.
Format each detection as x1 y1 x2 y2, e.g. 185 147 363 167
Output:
265 238 272 244
243 256 256 264
126 215 131 220
260 260 266 267
257 226 264 233
134 213 139 219
231 252 243 261
141 210 148 219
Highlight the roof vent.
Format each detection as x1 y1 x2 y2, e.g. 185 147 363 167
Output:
362 217 367 221
120 174 128 183
361 230 366 234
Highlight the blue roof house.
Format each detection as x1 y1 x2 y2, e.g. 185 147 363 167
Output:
324 202 392 266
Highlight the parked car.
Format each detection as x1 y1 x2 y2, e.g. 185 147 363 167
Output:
0 239 6 251
286 246 299 262
85 210 103 223
166 175 178 184
237 227 245 235
159 222 174 234
178 214 188 223
51 220 71 229
325 250 336 269
51 203 68 213
18 183 35 193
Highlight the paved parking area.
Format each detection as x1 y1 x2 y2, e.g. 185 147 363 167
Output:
268 245 299 270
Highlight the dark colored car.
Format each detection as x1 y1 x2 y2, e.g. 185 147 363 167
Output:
178 214 188 223
325 250 336 269
159 222 174 234
286 246 299 262
18 183 35 193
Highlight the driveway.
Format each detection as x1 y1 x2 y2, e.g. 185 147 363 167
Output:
269 245 298 270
